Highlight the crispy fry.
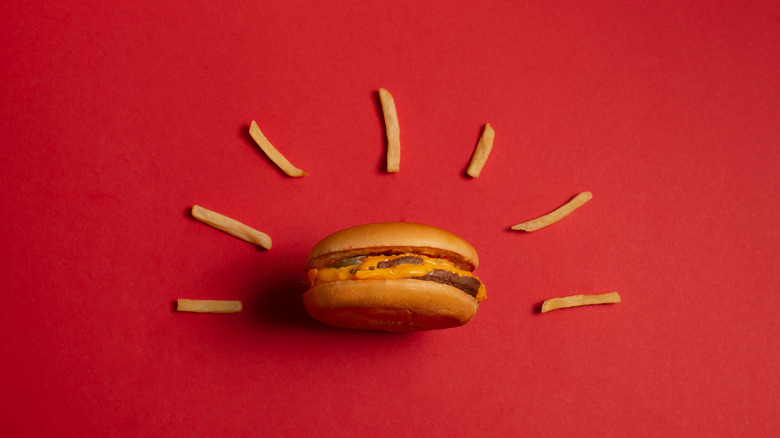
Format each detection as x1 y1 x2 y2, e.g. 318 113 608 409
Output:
177 299 243 313
379 88 400 173
191 205 272 250
541 292 621 313
466 123 495 177
511 191 593 232
248 120 307 177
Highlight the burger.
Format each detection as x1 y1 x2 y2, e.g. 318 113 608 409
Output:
303 222 486 332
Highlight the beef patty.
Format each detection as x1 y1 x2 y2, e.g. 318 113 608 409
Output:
362 256 481 298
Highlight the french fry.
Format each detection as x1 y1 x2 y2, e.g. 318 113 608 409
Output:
511 191 593 232
248 120 307 177
177 299 243 313
379 88 400 173
466 123 495 177
541 292 621 313
191 205 272 250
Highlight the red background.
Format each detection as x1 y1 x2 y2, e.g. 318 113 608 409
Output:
2 1 779 436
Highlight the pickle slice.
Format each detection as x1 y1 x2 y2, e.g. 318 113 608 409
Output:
328 256 366 268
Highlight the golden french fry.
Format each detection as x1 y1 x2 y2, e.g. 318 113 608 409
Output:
248 120 307 177
466 123 495 177
177 299 243 313
191 205 272 250
512 191 593 232
541 292 621 313
379 88 400 173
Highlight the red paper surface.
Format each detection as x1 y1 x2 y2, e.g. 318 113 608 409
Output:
2 1 779 436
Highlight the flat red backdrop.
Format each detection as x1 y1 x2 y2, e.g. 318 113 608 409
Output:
2 1 778 436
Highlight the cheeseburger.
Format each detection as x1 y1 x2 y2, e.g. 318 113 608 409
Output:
303 222 485 332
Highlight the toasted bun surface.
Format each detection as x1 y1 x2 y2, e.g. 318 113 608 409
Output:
306 222 479 271
303 279 478 332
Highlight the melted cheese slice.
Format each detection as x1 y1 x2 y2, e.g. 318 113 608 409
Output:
308 253 486 302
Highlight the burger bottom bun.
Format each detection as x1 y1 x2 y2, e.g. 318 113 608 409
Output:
303 279 479 333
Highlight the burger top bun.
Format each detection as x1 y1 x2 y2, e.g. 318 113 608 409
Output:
306 222 479 271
